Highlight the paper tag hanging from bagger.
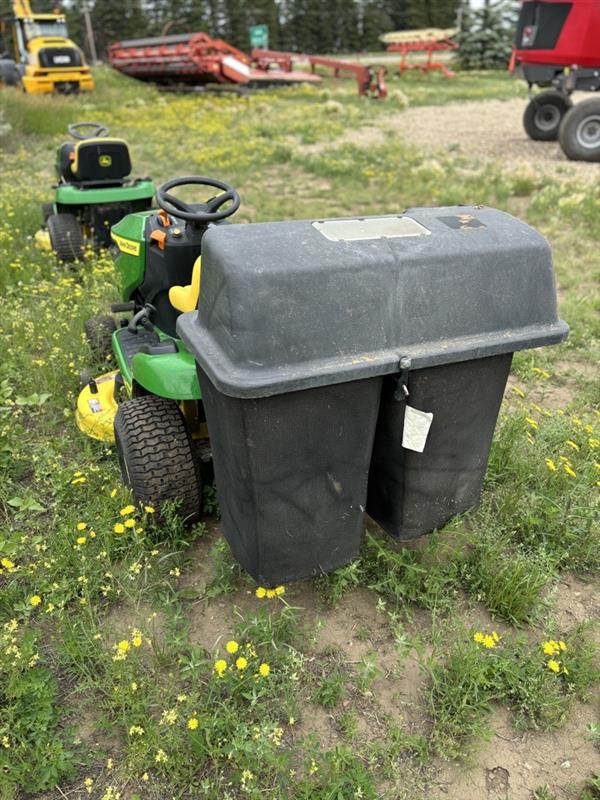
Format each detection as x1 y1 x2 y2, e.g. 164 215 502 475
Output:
402 405 433 453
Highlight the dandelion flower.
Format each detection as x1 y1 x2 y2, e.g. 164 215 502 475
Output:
144 505 155 514
114 522 125 534
266 589 276 599
259 663 270 677
131 630 142 648
547 659 561 673
275 586 285 595
187 717 199 730
565 440 580 451
543 640 560 656
214 659 227 677
473 632 485 644
124 518 136 529
117 640 130 654
482 635 496 649
558 640 567 651
255 586 266 598
563 464 577 478
77 522 87 531
30 595 41 607
545 458 557 472
226 640 239 654
120 505 135 516
236 656 248 670
110 488 117 498
1 558 15 570
77 536 86 545
525 417 539 429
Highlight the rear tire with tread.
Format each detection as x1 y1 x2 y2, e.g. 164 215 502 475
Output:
114 395 202 523
47 213 84 262
84 315 116 361
559 98 600 162
523 91 572 141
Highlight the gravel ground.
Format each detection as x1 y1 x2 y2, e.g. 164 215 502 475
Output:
385 96 600 183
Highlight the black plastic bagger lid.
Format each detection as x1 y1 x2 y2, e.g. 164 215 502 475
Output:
177 206 569 398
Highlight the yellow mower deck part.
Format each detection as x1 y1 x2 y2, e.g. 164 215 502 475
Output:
35 230 52 251
75 371 120 443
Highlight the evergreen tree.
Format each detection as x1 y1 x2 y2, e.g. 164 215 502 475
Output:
457 0 516 69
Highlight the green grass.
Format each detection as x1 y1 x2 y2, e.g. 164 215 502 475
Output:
0 65 599 798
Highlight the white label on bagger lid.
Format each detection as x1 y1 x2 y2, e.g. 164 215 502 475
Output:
402 405 433 453
312 216 430 242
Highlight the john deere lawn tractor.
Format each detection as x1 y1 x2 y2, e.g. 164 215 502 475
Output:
38 122 155 262
76 176 240 522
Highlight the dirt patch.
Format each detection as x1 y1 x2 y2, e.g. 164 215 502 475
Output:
385 96 600 183
505 373 576 411
431 704 599 800
551 573 600 635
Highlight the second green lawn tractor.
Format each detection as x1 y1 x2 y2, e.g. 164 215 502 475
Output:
38 121 155 262
76 176 240 522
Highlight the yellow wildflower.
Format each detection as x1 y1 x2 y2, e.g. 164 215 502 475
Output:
563 464 577 478
120 505 135 516
236 656 248 670
1 558 15 570
77 522 87 531
266 589 276 598
84 777 93 794
565 440 579 451
259 663 270 677
117 640 130 654
255 586 266 598
547 659 560 673
144 505 155 514
124 518 136 528
275 585 285 595
114 523 125 534
545 458 557 472
30 595 41 607
77 536 86 545
110 488 117 497
226 640 239 654
131 630 142 648
155 748 168 763
473 632 485 644
482 635 496 649
187 717 199 730
214 659 228 677
525 417 539 429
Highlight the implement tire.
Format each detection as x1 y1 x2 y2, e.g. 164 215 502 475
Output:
114 395 202 524
559 98 600 162
523 91 572 141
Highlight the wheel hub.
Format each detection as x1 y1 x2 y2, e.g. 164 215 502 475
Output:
534 104 560 131
576 115 600 150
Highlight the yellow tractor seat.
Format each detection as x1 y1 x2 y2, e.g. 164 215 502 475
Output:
169 257 202 313
70 138 132 183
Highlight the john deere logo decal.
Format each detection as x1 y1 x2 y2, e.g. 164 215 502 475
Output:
99 155 112 167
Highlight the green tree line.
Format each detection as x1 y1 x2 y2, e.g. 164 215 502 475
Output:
0 0 460 58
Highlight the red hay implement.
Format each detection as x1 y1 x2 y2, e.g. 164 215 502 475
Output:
512 0 600 161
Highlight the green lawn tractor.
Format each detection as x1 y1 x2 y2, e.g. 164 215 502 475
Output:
37 122 155 263
76 176 240 522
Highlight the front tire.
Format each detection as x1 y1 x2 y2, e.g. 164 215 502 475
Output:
84 315 116 361
47 213 84 263
523 91 572 141
559 99 600 162
114 395 202 524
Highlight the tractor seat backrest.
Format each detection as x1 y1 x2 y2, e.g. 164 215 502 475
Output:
58 142 75 181
71 138 132 183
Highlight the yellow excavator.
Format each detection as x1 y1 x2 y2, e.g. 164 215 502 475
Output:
0 0 93 93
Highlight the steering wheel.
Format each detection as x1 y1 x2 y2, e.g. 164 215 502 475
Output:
156 176 241 224
68 121 109 140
